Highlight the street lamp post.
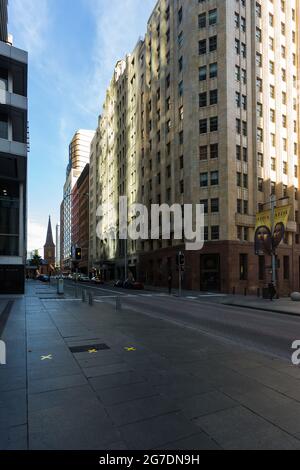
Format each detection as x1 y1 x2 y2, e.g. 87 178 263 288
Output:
270 194 277 289
260 195 290 294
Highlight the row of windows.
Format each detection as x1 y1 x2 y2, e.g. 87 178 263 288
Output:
199 117 218 134
201 198 219 214
200 171 219 187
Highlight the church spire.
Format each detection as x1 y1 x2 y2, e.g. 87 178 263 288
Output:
45 216 54 247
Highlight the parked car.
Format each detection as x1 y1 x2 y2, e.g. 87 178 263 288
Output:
79 276 90 283
37 275 50 283
92 277 104 285
123 280 144 290
132 282 144 291
123 279 134 289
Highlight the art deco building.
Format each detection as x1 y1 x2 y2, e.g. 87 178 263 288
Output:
90 0 300 295
0 0 28 294
60 130 94 272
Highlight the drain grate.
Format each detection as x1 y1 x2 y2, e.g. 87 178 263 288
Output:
69 343 110 354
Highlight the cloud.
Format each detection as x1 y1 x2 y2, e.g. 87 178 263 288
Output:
27 219 47 255
9 0 50 58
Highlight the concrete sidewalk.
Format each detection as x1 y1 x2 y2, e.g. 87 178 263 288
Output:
1 281 300 450
145 283 300 317
221 295 300 317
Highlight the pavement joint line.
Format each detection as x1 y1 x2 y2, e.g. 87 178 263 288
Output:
115 408 183 429
219 388 300 444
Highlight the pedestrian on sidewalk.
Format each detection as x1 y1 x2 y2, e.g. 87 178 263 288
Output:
168 275 172 296
268 282 276 301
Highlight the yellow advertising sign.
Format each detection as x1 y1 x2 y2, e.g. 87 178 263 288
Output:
274 205 291 229
255 205 291 231
255 205 292 255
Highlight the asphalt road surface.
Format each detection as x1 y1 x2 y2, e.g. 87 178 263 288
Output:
63 280 298 362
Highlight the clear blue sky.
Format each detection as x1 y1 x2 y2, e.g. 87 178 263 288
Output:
9 0 155 254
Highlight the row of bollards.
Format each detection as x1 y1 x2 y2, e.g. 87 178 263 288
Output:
81 289 94 306
80 289 121 310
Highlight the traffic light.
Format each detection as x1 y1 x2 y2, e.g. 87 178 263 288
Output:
75 248 82 261
176 252 185 267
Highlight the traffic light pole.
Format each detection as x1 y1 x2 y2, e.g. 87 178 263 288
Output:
179 266 182 297
178 251 184 297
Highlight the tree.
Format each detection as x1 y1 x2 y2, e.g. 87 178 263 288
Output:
30 250 42 270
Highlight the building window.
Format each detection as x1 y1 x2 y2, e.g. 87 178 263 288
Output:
199 66 207 81
210 117 218 132
199 39 207 55
209 62 218 79
199 92 207 107
201 199 208 214
200 172 208 187
198 13 206 28
211 198 219 213
210 89 218 105
199 119 207 134
209 9 217 26
210 171 219 186
200 145 208 161
211 226 220 241
209 35 217 52
0 114 8 140
210 144 218 159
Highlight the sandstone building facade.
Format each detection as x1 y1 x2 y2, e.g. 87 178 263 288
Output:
89 0 300 295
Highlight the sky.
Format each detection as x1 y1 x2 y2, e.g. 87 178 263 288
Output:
8 0 156 255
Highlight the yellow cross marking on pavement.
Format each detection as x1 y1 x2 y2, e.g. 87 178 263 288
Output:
88 349 98 354
125 347 136 352
41 355 52 361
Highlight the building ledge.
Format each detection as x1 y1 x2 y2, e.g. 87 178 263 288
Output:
0 41 27 65
0 89 27 111
0 139 27 157
235 214 256 227
0 256 23 265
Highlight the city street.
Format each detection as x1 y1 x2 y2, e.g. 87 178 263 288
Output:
1 280 300 450
63 280 299 360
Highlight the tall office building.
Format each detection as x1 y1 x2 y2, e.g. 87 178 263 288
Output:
60 130 94 272
0 0 28 294
90 0 300 295
72 164 89 274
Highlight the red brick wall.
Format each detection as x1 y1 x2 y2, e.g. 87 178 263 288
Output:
138 241 300 297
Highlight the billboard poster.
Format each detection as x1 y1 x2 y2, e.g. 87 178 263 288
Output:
255 205 291 255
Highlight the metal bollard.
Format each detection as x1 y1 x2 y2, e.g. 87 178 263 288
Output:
82 289 86 303
88 292 94 306
116 297 122 311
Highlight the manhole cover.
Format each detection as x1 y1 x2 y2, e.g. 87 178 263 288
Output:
69 343 110 354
